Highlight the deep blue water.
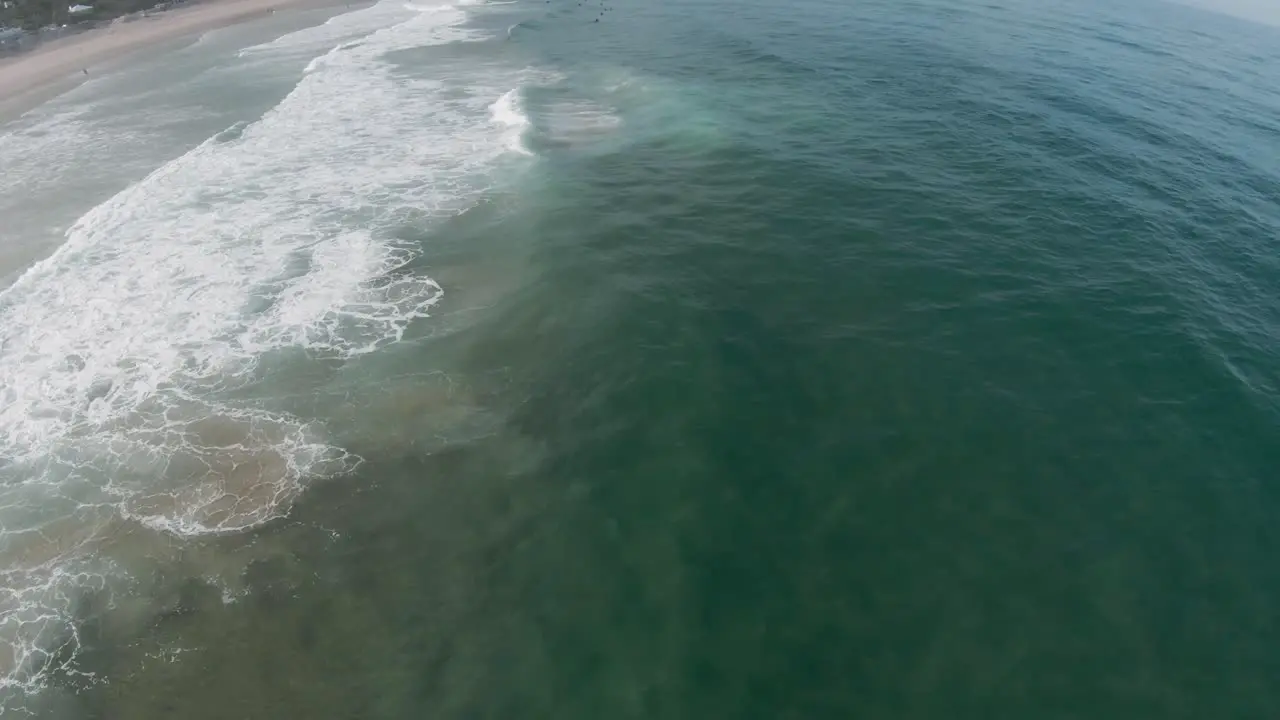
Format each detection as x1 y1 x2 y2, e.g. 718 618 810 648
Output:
5 0 1280 716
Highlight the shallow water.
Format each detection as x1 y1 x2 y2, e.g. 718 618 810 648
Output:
1 0 1279 716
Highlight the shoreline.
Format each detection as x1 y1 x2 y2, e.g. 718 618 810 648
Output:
0 0 336 114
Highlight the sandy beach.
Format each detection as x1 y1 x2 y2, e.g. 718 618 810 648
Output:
0 0 321 105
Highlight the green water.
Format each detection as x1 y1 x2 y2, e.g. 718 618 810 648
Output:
13 0 1280 716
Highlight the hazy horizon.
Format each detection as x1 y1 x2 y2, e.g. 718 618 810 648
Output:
1175 0 1280 26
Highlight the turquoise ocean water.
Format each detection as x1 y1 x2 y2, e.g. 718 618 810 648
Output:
1 0 1279 716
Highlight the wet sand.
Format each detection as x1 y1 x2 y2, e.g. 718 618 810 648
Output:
0 0 326 108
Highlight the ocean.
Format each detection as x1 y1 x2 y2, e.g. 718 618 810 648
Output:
1 0 1279 716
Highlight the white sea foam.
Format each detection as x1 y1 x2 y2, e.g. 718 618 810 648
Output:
0 0 528 706
237 0 418 61
491 88 532 155
0 107 155 210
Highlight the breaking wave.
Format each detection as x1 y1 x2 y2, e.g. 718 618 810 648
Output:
0 0 532 709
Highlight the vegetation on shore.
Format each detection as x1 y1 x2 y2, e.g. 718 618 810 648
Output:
1 0 186 32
